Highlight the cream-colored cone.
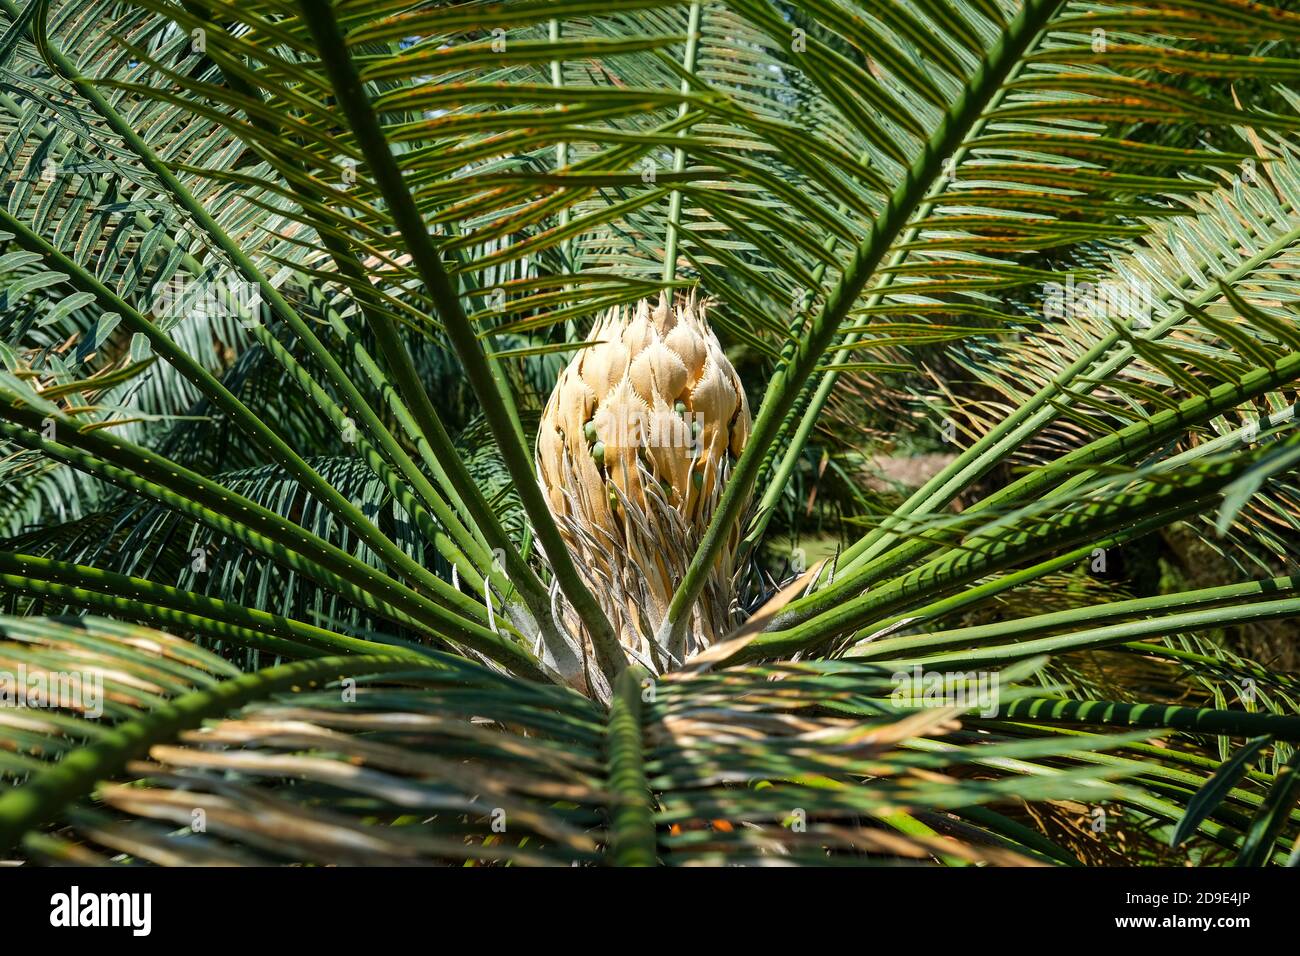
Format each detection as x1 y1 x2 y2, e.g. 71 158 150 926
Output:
536 292 751 667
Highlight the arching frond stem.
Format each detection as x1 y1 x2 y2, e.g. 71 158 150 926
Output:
661 0 1066 648
294 0 627 684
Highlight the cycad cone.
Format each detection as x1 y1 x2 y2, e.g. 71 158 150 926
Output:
537 293 751 667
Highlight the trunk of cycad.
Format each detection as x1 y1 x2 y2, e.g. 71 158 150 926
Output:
537 294 752 673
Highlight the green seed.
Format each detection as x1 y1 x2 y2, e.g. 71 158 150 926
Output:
592 441 605 466
692 470 704 488
584 420 598 443
674 401 687 415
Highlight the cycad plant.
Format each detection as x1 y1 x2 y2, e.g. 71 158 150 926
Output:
1 0 1300 865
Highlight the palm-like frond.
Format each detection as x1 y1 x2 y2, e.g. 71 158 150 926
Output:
6 618 1299 865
